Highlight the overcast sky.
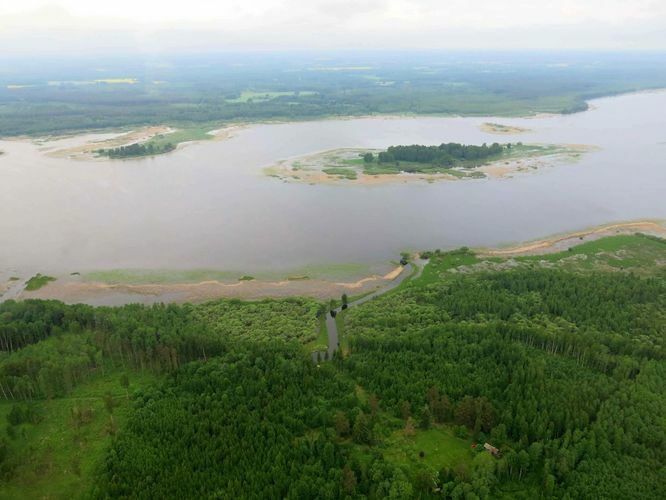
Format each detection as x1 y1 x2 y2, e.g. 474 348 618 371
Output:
2 0 665 54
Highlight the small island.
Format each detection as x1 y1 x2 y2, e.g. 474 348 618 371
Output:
266 141 589 185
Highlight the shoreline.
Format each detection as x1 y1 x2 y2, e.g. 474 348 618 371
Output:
4 219 664 306
17 265 407 306
5 87 666 146
2 87 663 164
478 220 666 257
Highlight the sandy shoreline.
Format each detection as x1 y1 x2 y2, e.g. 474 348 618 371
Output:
8 219 665 306
19 266 407 305
478 221 666 257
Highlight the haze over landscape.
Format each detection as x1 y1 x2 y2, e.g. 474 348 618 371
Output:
3 0 666 52
0 2 664 499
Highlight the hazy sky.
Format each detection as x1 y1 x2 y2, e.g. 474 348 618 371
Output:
2 0 665 54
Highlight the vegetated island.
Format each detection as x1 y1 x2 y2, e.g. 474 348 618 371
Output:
266 141 589 184
24 273 56 291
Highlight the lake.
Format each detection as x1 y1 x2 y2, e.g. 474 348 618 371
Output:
1 90 665 279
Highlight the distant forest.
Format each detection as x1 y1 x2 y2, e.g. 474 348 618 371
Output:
2 51 666 136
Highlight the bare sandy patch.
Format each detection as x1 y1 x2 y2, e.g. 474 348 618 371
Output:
478 221 666 257
334 265 403 289
22 267 407 305
208 124 247 141
382 265 404 280
480 123 531 135
479 143 591 179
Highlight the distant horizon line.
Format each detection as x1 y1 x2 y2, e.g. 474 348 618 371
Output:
2 47 666 59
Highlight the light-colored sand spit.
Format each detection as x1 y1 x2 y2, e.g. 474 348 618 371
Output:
479 221 666 257
35 123 244 161
21 266 406 305
42 126 174 160
480 122 531 135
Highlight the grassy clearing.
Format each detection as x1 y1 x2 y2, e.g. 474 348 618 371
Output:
413 249 480 287
305 317 329 352
382 425 473 473
143 125 215 150
225 90 317 103
322 167 357 180
0 370 158 499
411 234 666 288
24 274 56 291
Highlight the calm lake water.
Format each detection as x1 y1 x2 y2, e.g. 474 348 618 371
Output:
1 91 665 278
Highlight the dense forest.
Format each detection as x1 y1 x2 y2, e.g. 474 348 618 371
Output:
2 51 666 136
0 234 664 498
97 142 175 158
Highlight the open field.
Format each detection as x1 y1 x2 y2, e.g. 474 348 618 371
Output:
225 90 318 103
383 426 474 472
0 370 158 499
305 317 329 352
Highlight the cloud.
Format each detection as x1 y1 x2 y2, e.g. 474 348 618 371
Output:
0 0 665 54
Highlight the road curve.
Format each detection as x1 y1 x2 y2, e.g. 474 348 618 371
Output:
312 259 426 362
